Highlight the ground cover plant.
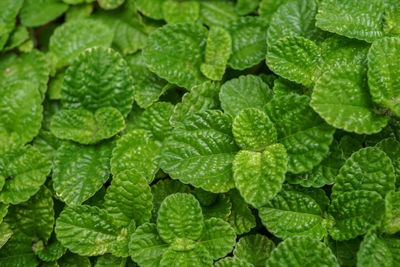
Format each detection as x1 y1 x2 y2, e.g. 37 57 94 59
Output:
0 0 400 266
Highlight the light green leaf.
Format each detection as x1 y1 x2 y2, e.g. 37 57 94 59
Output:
228 190 256 235
3 25 29 52
311 64 389 134
98 0 124 9
20 0 68 27
316 0 385 43
49 19 113 68
266 36 320 88
236 0 260 15
160 245 212 267
200 26 231 81
50 108 125 145
104 170 152 227
384 0 400 36
61 46 134 116
53 141 112 205
55 205 124 256
215 257 254 267
0 145 51 204
232 108 277 151
0 204 8 223
129 223 168 267
160 110 238 193
0 81 43 144
226 16 268 70
368 37 400 116
65 3 93 21
265 94 335 173
171 81 220 126
48 71 64 100
233 234 275 267
111 129 159 182
382 191 400 235
0 222 12 249
0 234 38 267
332 147 395 198
328 191 385 241
220 75 273 118
143 23 208 89
259 185 327 240
258 0 286 24
162 1 199 24
0 0 24 50
135 0 164 20
233 144 287 208
199 0 238 28
272 77 305 97
198 218 236 260
157 193 204 244
266 236 339 267
6 186 54 242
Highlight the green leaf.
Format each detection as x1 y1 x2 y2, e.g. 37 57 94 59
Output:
0 234 38 267
220 75 273 118
0 145 51 204
233 144 287 208
6 186 54 242
35 238 66 262
226 16 268 70
199 0 238 28
53 141 112 205
50 108 125 145
258 0 286 24
215 257 254 267
98 0 124 10
236 0 260 15
332 147 395 198
49 19 113 68
0 222 12 249
55 205 124 256
259 185 327 240
267 0 322 46
160 245 212 267
266 236 339 267
143 23 209 89
202 194 232 220
198 218 236 260
160 110 238 193
266 36 320 88
227 190 256 235
232 108 277 151
264 94 335 173
157 193 204 244
0 204 8 223
3 25 29 52
375 138 400 184
368 37 400 116
311 64 390 134
200 26 232 81
61 46 134 117
384 0 400 36
0 81 43 144
327 238 361 267
0 0 24 50
104 170 152 227
382 191 400 235
171 81 220 126
328 191 385 241
272 77 305 97
95 254 126 267
65 3 94 21
162 1 199 24
316 0 385 43
20 0 68 27
233 234 275 267
129 223 168 267
57 251 91 267
135 0 164 20
111 129 159 182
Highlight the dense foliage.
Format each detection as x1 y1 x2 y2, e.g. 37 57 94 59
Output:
0 0 400 266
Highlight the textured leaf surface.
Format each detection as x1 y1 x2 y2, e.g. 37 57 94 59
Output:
220 75 273 118
258 0 286 24
162 1 199 24
53 141 112 205
129 223 168 267
20 0 68 27
202 194 232 220
0 234 38 267
259 186 327 240
136 0 164 20
311 65 389 134
328 191 385 241
198 218 236 260
0 0 24 50
226 16 268 70
95 254 125 267
35 238 66 262
0 145 51 204
266 236 339 267
228 190 256 235
200 26 231 81
57 251 91 267
267 36 320 88
233 234 275 267
332 147 395 198
98 0 124 9
50 108 125 145
376 137 400 183
215 257 253 267
49 19 113 68
232 108 277 151
316 0 385 42
111 129 159 182
199 1 238 28
383 191 400 235
143 23 208 89
104 170 152 227
157 193 204 244
61 47 134 116
0 222 12 249
160 245 212 267
368 37 400 116
0 81 42 144
160 111 238 192
265 94 335 173
233 144 287 208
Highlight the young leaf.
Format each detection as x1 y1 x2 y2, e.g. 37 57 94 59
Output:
233 234 275 267
162 0 200 24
